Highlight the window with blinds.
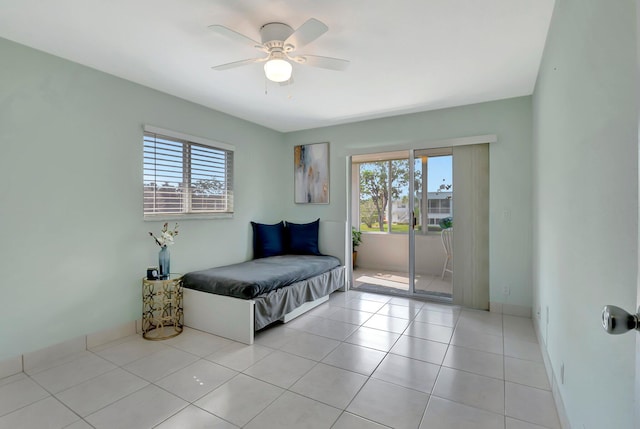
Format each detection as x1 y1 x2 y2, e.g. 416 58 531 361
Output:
143 129 234 217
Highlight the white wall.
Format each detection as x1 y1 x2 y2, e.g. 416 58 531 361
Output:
0 38 287 361
532 0 637 427
357 233 446 276
283 97 533 309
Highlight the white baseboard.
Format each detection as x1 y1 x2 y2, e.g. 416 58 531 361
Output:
534 319 572 429
23 336 86 374
86 321 137 349
489 301 532 317
0 356 22 380
1 319 138 381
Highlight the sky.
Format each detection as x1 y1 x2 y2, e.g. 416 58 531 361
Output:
426 155 452 192
359 154 452 198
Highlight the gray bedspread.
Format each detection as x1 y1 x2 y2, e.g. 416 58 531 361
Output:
254 266 345 330
182 255 341 299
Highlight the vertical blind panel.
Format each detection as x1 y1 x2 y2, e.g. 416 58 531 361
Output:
452 143 489 309
144 132 234 215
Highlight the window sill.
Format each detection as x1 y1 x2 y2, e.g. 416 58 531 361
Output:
143 213 233 221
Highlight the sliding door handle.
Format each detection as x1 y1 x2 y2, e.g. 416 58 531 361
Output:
601 305 640 335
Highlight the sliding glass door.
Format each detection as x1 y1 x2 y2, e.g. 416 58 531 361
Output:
409 148 454 301
351 144 489 308
351 149 452 300
352 154 411 295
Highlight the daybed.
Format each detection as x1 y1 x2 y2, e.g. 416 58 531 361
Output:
182 219 346 344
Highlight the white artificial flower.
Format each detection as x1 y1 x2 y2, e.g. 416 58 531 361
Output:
149 222 178 247
161 232 175 245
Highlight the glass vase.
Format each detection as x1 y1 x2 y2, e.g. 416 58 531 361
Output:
158 246 170 279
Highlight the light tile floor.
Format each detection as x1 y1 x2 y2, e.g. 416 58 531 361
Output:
0 290 560 429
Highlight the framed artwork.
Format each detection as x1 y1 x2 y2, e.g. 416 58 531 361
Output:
294 142 329 204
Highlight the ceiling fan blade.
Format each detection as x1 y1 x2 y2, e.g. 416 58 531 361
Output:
208 24 265 50
284 18 328 49
290 54 350 71
212 57 267 71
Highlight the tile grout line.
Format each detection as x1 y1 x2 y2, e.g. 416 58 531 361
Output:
503 311 508 428
1 291 553 428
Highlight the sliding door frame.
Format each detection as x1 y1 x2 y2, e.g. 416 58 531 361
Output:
346 134 497 299
408 150 417 295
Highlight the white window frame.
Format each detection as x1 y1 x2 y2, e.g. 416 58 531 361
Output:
143 125 235 220
356 157 411 234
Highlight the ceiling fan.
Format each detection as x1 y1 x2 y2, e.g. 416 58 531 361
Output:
209 18 350 83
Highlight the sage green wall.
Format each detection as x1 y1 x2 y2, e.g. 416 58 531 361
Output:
532 0 637 427
0 31 537 367
0 37 287 361
283 97 533 309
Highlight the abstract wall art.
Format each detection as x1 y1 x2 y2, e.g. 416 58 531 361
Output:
294 142 329 204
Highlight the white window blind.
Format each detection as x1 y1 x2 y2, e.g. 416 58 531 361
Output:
143 129 234 217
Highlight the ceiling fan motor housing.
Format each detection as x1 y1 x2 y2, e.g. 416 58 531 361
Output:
209 18 347 73
260 22 294 50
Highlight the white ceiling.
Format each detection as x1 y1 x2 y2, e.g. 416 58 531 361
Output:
0 0 555 132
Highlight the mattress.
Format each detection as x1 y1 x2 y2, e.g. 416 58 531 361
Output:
182 254 341 299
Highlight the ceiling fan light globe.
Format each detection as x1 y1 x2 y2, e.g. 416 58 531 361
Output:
264 59 292 82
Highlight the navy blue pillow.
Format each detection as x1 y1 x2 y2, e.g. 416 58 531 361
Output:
251 221 286 259
285 219 321 255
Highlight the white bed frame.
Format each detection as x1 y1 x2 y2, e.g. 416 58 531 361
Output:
183 220 348 345
183 289 330 344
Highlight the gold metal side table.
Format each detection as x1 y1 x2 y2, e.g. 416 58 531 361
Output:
142 273 183 340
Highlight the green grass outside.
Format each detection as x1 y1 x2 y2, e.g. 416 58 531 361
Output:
360 223 409 233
